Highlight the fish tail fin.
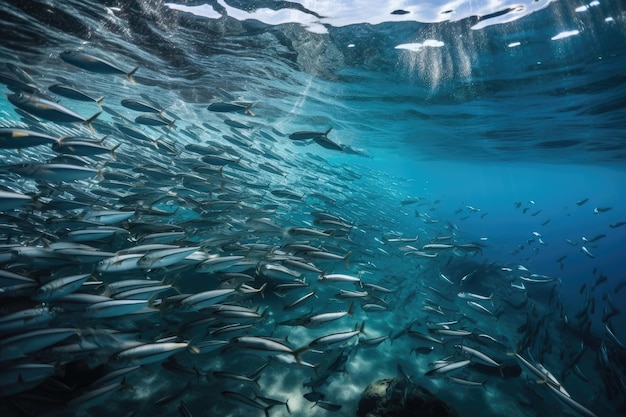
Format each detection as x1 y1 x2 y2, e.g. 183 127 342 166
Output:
192 368 205 382
293 345 308 366
27 192 42 210
358 321 366 335
85 111 101 133
258 282 268 298
343 250 352 269
186 335 201 354
347 301 354 316
245 102 256 116
323 127 332 137
110 143 121 160
95 96 105 110
120 376 134 390
285 399 291 414
253 375 262 390
40 236 53 249
170 275 183 294
187 343 200 354
127 67 139 84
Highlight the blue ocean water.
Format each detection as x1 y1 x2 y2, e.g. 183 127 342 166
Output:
0 1 625 417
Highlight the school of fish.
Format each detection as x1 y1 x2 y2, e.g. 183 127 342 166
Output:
0 4 625 417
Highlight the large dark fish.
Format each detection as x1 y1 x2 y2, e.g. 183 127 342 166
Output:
121 98 163 113
207 101 255 116
313 135 343 151
0 128 58 149
7 93 100 131
48 84 104 108
60 50 138 81
289 128 332 140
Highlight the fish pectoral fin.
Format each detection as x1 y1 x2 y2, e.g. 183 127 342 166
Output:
127 66 139 83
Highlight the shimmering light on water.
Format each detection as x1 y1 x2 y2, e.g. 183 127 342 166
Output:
551 30 581 40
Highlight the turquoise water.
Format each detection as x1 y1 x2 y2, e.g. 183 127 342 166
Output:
1 1 625 416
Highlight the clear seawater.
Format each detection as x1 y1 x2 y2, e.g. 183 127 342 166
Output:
0 1 625 416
